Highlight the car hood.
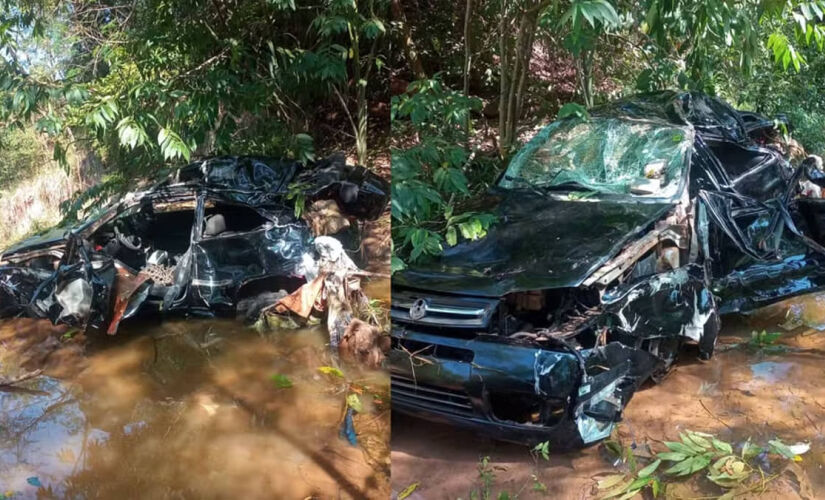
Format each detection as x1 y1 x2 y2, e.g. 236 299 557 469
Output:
2 226 71 258
394 193 673 296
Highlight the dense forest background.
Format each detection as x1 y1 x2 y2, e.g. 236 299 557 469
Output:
0 0 389 247
2 1 825 270
391 0 825 269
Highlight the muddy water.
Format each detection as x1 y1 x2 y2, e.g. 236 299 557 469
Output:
391 293 825 499
0 280 390 499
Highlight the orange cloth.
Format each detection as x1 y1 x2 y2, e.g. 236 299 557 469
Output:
273 273 327 317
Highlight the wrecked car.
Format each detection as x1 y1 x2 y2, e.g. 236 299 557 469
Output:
390 91 825 448
0 155 388 334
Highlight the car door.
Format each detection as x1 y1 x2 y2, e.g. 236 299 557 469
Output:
188 193 312 310
694 139 825 313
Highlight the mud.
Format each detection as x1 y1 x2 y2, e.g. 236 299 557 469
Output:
0 279 390 499
391 292 825 499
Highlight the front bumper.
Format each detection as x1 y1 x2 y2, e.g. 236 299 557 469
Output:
390 326 659 448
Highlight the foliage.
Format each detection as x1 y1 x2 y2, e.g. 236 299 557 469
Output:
0 0 387 221
346 393 363 412
313 0 388 164
556 102 589 120
269 373 294 389
598 430 810 499
317 365 345 378
397 482 419 500
639 0 825 90
0 125 52 187
532 441 550 461
748 330 783 348
391 77 496 268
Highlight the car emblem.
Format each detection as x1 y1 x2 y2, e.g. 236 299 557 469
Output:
409 298 429 320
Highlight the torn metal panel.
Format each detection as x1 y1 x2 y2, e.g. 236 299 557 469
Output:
600 264 717 352
107 264 151 335
0 267 53 317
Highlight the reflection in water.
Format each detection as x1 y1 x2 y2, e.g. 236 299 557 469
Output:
0 299 389 499
749 361 794 383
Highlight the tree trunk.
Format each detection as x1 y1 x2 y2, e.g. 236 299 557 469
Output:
391 0 426 80
577 49 594 108
462 0 473 137
498 2 540 161
356 83 368 165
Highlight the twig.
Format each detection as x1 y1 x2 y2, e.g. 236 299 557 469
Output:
699 398 733 430
348 270 391 279
0 369 42 388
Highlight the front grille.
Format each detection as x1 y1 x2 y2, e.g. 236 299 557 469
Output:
391 289 498 329
391 374 475 417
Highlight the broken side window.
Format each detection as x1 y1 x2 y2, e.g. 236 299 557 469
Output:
201 200 270 238
90 197 196 274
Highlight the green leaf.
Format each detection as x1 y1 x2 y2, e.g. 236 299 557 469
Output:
663 441 695 455
116 117 148 150
61 328 79 340
597 474 627 490
318 366 344 378
596 474 629 490
768 439 796 459
557 102 589 120
157 127 191 162
657 451 687 461
270 373 293 388
446 226 457 246
712 439 733 454
347 393 363 412
398 482 419 500
684 431 712 451
533 441 550 460
651 478 661 497
637 459 661 478
391 255 407 273
616 489 641 500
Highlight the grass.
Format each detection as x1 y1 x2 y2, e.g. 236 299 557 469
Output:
0 164 74 250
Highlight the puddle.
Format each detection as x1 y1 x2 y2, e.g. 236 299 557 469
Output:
750 361 794 382
0 279 390 499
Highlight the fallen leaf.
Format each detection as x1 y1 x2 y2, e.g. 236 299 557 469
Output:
200 402 219 416
347 393 363 412
318 366 344 378
270 373 293 389
398 482 419 499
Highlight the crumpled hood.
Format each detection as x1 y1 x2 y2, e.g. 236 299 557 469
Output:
394 193 673 296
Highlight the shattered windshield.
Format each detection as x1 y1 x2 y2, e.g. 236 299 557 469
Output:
500 117 692 198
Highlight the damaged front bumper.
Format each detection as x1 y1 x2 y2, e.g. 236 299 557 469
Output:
389 264 720 447
390 327 661 448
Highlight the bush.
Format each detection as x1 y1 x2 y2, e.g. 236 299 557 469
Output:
391 78 497 270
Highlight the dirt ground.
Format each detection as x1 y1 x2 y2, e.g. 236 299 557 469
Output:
391 293 825 499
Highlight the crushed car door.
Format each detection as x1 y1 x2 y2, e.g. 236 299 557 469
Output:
697 168 825 313
189 193 313 309
29 236 117 331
